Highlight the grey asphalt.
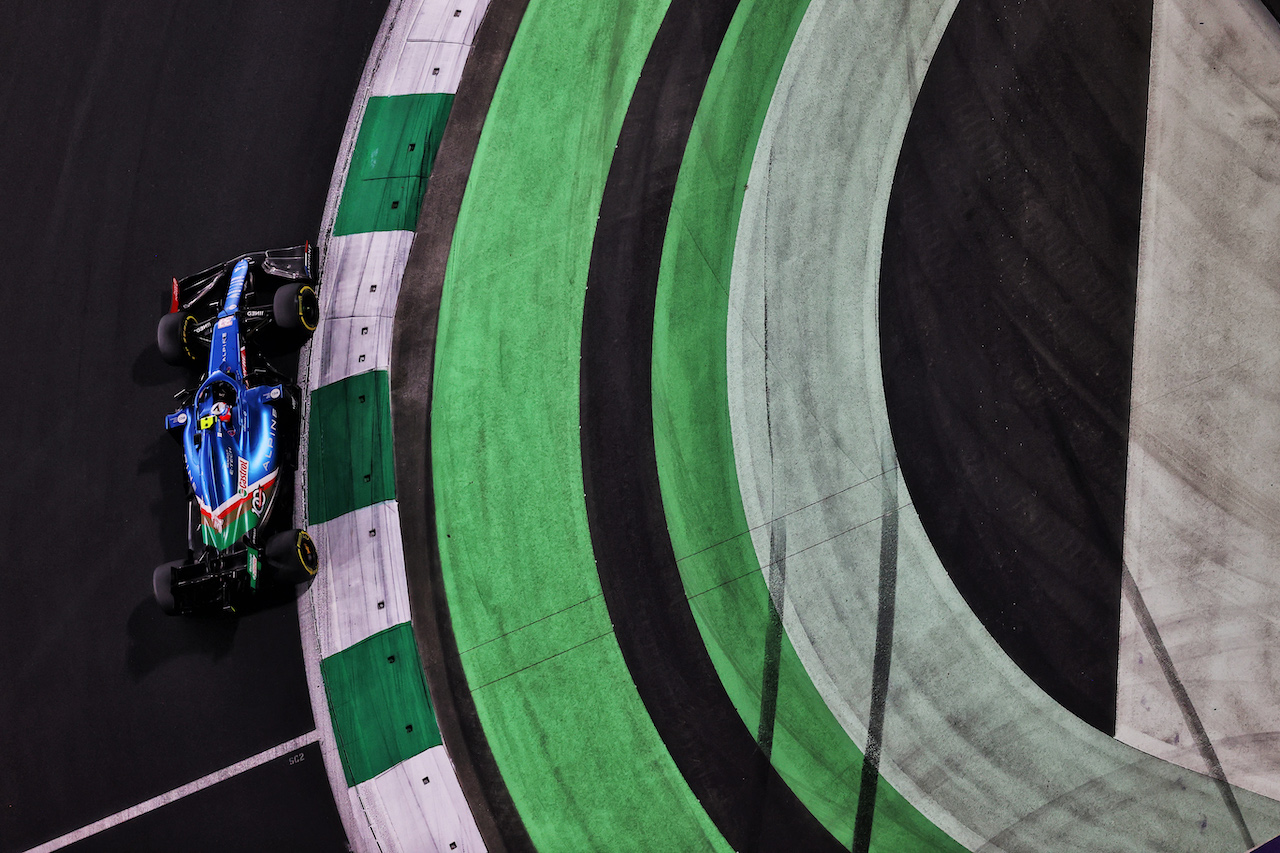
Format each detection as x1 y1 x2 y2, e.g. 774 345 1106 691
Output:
727 0 1280 848
0 1 386 850
1118 0 1280 804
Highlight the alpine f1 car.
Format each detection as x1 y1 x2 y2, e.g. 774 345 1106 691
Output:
153 243 321 616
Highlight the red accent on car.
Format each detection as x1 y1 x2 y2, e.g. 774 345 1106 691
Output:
170 277 181 313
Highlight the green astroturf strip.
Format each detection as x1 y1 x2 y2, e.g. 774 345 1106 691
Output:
651 0 964 848
308 370 396 525
429 0 731 849
334 93 454 236
320 622 443 786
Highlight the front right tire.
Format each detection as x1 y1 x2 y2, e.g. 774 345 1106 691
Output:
272 283 319 333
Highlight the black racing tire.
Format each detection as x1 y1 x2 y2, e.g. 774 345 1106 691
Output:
157 311 205 366
153 561 180 615
272 283 319 333
266 529 319 588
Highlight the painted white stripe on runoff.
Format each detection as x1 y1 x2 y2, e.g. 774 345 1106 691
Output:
324 231 417 320
376 0 490 97
377 40 470 96
352 745 486 853
295 0 490 850
315 315 397 386
22 732 320 853
310 501 413 657
408 0 487 44
1118 0 1280 802
728 0 974 845
726 0 1280 848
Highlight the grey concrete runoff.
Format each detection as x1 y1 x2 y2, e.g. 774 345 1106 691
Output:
1120 0 1280 805
727 0 1280 849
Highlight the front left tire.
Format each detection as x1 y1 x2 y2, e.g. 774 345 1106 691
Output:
157 311 205 366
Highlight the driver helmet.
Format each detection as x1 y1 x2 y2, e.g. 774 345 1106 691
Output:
208 381 235 421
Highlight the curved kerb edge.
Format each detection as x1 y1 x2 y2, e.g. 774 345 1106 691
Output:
390 0 536 851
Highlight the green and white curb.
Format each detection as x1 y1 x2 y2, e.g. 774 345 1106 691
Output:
296 0 490 850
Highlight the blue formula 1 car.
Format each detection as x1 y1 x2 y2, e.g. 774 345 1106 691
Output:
153 244 321 616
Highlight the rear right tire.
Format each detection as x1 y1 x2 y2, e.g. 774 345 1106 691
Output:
266 529 319 588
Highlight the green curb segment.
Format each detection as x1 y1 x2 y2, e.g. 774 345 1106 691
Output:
308 369 396 526
652 0 963 848
321 622 444 786
307 13 474 841
334 93 455 236
430 0 733 848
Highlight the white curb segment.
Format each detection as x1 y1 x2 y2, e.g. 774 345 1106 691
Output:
298 0 492 850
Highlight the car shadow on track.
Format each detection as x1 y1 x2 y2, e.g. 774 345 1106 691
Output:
125 581 312 681
138 433 192 561
126 596 240 679
132 341 186 388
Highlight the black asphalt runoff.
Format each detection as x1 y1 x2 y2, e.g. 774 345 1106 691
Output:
879 0 1152 735
392 0 536 849
0 1 386 849
578 0 845 849
64 742 345 853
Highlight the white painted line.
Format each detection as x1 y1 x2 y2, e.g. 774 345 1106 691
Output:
299 584 382 853
22 731 321 853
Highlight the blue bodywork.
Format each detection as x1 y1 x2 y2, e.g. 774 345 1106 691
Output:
165 260 286 560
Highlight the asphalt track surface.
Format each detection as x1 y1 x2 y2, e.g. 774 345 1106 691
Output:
880 0 1151 736
0 1 386 850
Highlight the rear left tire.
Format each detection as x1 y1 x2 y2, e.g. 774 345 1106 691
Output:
153 561 180 615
